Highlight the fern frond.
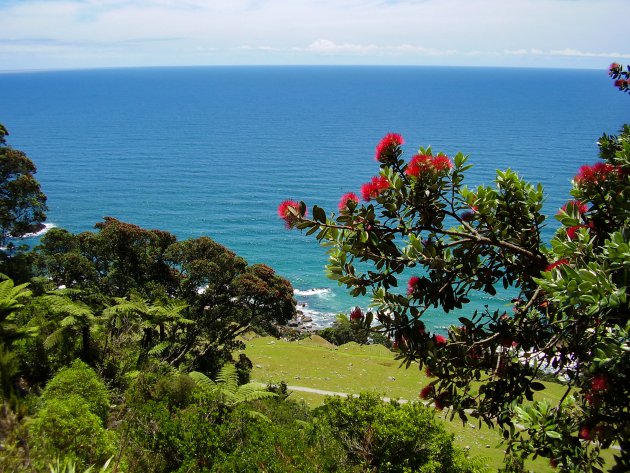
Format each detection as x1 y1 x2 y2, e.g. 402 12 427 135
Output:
189 371 217 391
0 279 31 315
42 295 93 320
215 364 239 394
148 341 171 356
246 410 273 423
60 315 78 328
237 384 277 404
44 328 65 349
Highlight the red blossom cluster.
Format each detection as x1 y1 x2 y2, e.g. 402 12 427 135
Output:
361 175 390 201
584 374 608 406
590 374 607 391
277 200 303 228
559 200 588 215
407 275 420 296
434 334 447 347
579 424 605 442
433 391 450 411
574 162 620 186
349 306 364 321
375 132 404 162
338 192 359 211
609 63 630 93
419 384 434 400
405 153 453 178
545 259 569 272
566 225 586 241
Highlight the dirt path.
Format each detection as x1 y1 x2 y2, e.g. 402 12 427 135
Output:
287 385 407 404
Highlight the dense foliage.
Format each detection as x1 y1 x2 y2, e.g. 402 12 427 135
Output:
33 217 296 377
0 125 47 247
281 70 630 471
0 123 484 472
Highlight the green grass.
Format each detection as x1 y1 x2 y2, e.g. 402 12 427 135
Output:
240 334 615 472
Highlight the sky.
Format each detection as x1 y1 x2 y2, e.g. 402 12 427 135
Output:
0 0 628 71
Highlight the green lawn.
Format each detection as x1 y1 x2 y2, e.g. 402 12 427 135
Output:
240 334 614 472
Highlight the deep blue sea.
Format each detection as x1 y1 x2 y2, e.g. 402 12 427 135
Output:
1 66 627 330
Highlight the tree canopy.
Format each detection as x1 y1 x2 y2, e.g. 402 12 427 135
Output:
0 124 47 247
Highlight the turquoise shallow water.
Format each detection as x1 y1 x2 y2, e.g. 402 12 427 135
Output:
1 66 627 329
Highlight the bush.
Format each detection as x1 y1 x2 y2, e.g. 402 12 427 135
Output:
212 399 347 473
315 393 486 473
29 395 117 470
40 359 110 422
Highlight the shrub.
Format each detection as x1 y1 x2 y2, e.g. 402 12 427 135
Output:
29 395 117 470
315 393 485 473
40 359 110 422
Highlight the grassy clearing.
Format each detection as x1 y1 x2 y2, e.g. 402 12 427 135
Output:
241 334 614 473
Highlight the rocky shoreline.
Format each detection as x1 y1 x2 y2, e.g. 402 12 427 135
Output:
285 309 317 333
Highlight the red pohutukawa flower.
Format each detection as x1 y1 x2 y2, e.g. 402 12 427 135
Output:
361 176 390 201
579 426 593 441
560 200 588 215
433 391 449 411
434 334 447 347
375 132 404 162
419 385 434 400
591 374 607 392
545 259 569 272
574 162 620 186
405 154 453 177
277 200 303 228
431 155 453 172
349 306 363 321
407 276 420 296
566 225 585 240
338 192 360 211
405 154 431 177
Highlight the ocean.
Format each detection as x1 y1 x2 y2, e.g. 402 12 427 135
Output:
1 66 627 331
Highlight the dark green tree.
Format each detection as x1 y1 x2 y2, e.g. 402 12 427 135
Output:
0 124 47 247
36 218 296 375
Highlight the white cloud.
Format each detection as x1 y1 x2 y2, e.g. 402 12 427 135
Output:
550 48 630 59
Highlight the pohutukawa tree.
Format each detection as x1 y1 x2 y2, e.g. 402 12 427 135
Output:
0 124 47 247
279 68 629 472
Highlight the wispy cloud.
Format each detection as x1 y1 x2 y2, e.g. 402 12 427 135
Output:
549 48 630 59
235 40 630 61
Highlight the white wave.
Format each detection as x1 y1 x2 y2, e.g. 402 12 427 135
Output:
16 222 56 238
294 288 334 297
297 306 338 328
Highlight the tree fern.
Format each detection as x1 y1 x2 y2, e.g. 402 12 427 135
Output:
0 278 35 344
0 279 32 321
41 293 96 361
147 340 171 356
189 364 276 407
